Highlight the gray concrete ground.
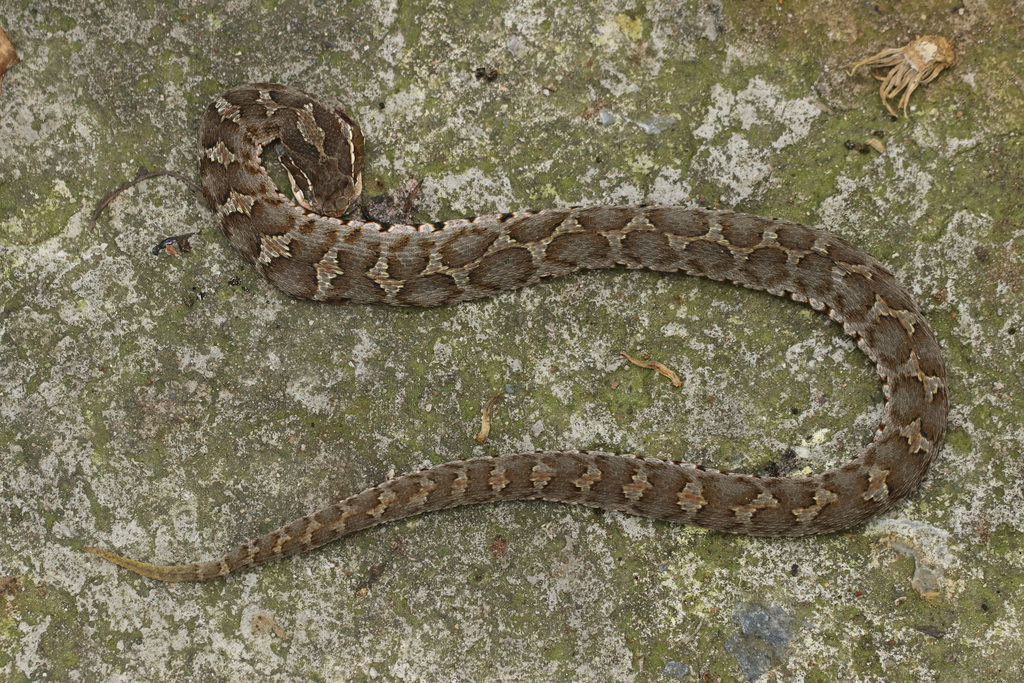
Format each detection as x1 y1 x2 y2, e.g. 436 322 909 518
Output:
1 0 1022 680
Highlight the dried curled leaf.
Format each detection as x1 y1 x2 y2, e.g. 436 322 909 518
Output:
475 395 502 443
0 24 20 94
847 35 956 117
620 352 683 387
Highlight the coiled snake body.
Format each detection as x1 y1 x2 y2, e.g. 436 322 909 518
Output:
85 84 949 582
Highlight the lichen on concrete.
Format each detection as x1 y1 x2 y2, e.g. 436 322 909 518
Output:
1 0 1023 680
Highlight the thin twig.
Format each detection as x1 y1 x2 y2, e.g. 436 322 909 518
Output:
88 168 212 231
621 351 683 387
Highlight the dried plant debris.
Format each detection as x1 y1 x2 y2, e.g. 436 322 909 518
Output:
844 137 886 154
847 35 956 117
475 394 502 443
0 24 19 94
864 137 886 154
152 232 199 256
89 167 211 230
361 177 422 226
620 352 683 387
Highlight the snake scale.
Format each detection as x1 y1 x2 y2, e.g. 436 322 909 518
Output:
85 83 949 582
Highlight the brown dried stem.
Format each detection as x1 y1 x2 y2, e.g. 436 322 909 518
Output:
621 352 683 387
89 168 211 231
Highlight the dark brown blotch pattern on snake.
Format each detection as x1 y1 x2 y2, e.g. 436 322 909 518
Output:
82 84 948 582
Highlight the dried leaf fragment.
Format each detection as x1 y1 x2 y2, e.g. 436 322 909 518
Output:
475 395 502 443
847 35 956 117
620 352 683 387
865 137 886 154
0 24 20 94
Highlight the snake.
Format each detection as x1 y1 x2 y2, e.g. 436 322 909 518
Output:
84 83 949 582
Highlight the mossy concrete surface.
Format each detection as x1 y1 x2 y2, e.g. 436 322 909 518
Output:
1 0 1022 680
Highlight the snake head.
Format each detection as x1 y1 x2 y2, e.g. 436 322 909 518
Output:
280 105 365 217
280 152 364 218
283 157 362 217
314 174 363 216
